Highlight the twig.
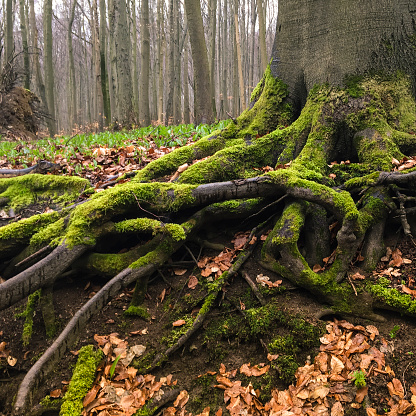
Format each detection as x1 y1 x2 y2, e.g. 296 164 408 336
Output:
132 192 161 220
242 194 287 224
184 244 198 266
14 245 52 268
226 111 238 124
348 276 358 296
241 271 266 306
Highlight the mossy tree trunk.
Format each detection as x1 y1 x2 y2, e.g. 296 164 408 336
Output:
3 2 416 414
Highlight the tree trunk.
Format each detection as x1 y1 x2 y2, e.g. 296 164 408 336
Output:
99 0 111 125
5 0 13 64
67 0 78 129
113 0 135 126
139 0 150 126
18 0 30 89
43 0 56 136
256 0 267 73
184 0 214 125
273 0 416 111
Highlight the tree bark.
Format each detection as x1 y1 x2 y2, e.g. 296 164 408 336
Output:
113 0 135 126
19 0 30 89
43 0 56 136
184 0 214 125
139 0 151 126
273 0 416 110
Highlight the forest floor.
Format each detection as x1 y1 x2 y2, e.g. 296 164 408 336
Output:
1 139 416 416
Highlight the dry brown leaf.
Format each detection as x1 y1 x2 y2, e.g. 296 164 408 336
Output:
173 390 189 408
173 268 187 276
389 248 403 268
366 409 379 416
188 275 199 289
313 264 324 273
331 355 345 374
331 401 344 416
49 389 62 398
350 272 365 280
172 319 186 327
196 407 211 416
402 285 416 298
355 386 368 403
387 378 404 399
216 375 234 388
158 288 166 302
7 356 17 366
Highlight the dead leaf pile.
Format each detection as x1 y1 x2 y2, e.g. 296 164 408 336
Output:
392 157 416 171
79 332 175 416
373 247 416 298
213 320 416 416
197 232 256 279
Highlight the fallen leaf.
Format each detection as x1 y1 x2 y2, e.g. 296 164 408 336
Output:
188 275 199 289
172 319 186 327
173 268 187 276
49 389 62 398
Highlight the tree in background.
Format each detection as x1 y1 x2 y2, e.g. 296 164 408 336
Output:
184 0 214 124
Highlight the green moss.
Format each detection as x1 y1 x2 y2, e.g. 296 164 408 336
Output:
124 305 150 319
368 281 416 314
0 174 91 211
0 211 62 244
15 289 42 346
162 315 194 347
30 217 66 247
60 345 103 416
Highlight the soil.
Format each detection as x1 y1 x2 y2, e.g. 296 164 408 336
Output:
1 222 416 416
0 87 40 140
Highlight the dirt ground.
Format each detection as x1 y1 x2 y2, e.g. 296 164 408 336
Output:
0 226 416 416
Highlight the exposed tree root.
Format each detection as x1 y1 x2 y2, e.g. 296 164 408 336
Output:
2 69 416 414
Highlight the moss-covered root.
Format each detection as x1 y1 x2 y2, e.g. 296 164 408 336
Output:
59 345 103 416
0 242 89 311
13 209 209 415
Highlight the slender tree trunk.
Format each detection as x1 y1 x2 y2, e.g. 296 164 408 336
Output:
173 0 181 124
108 0 117 122
139 0 151 126
156 0 164 123
5 0 13 63
19 0 30 89
43 0 56 136
234 0 246 112
209 0 217 119
165 0 175 124
183 33 190 124
184 0 214 124
67 0 78 129
113 0 135 126
256 0 267 72
92 0 104 130
99 0 111 125
130 0 139 118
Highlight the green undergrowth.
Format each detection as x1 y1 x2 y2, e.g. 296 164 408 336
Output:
0 121 230 167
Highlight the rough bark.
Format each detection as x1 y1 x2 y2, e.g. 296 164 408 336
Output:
273 0 416 111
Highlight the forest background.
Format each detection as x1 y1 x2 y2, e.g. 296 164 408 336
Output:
1 0 278 136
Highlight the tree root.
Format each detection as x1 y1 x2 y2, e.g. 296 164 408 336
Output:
149 221 265 371
0 242 88 310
